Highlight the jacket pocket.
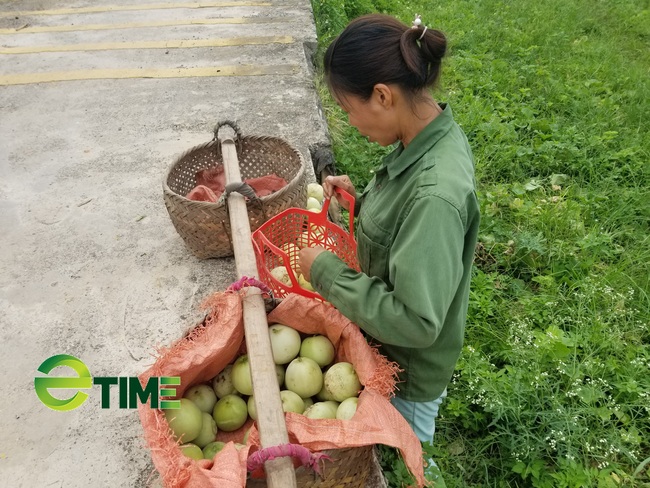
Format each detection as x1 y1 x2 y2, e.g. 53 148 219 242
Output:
357 213 391 281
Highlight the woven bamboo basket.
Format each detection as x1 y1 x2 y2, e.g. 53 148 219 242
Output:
163 122 307 259
246 446 387 488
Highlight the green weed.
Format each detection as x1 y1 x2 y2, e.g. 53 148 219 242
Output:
311 0 650 486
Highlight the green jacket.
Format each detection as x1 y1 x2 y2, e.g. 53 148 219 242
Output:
311 104 480 401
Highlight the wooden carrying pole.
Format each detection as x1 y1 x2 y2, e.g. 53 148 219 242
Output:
218 127 297 488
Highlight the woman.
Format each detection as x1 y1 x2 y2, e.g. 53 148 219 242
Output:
299 13 480 468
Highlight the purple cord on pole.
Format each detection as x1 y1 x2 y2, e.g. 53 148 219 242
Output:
228 276 272 294
247 443 332 476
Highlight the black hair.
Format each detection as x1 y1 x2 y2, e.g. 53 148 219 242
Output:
324 14 447 101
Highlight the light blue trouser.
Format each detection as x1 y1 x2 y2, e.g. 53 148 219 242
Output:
390 389 448 443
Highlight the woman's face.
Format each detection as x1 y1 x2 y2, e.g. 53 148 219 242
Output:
334 90 399 147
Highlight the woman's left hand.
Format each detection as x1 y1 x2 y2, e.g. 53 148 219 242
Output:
298 247 326 282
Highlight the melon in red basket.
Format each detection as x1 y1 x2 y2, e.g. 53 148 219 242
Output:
270 266 292 286
251 188 359 300
280 242 300 270
296 225 330 249
297 274 315 291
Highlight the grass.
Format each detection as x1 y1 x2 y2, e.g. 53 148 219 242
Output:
310 0 650 486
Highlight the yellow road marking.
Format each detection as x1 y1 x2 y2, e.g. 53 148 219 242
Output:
0 17 290 34
0 36 294 54
0 2 272 17
0 64 299 85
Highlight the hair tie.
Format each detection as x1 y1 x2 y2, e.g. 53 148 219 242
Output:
411 14 428 40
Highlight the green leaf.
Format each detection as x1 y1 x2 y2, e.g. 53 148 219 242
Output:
633 456 650 478
525 179 543 191
512 461 526 474
550 173 570 186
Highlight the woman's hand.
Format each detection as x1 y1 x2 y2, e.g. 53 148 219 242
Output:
298 247 326 282
323 175 355 211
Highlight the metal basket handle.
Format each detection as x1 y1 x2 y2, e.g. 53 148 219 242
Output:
214 119 258 199
213 120 243 143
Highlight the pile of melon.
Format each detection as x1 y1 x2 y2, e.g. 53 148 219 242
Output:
162 322 362 460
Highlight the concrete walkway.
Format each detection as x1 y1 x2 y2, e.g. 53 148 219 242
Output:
0 1 329 486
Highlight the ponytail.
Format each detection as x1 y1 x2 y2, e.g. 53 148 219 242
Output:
400 25 447 87
325 14 447 100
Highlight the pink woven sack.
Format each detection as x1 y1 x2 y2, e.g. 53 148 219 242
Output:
138 290 426 487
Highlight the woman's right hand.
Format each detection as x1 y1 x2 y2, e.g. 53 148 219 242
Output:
323 175 355 211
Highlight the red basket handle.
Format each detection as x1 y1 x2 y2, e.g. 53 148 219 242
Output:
320 187 355 236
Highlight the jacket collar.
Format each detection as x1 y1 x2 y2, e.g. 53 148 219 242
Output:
379 103 454 180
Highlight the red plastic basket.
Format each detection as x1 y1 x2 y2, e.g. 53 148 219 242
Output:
252 188 359 300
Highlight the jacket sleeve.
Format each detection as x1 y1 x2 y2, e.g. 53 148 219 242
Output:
310 195 465 348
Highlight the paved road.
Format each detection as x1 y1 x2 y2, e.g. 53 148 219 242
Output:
0 1 327 486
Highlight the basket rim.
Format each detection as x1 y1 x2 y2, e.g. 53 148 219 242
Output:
162 133 306 207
